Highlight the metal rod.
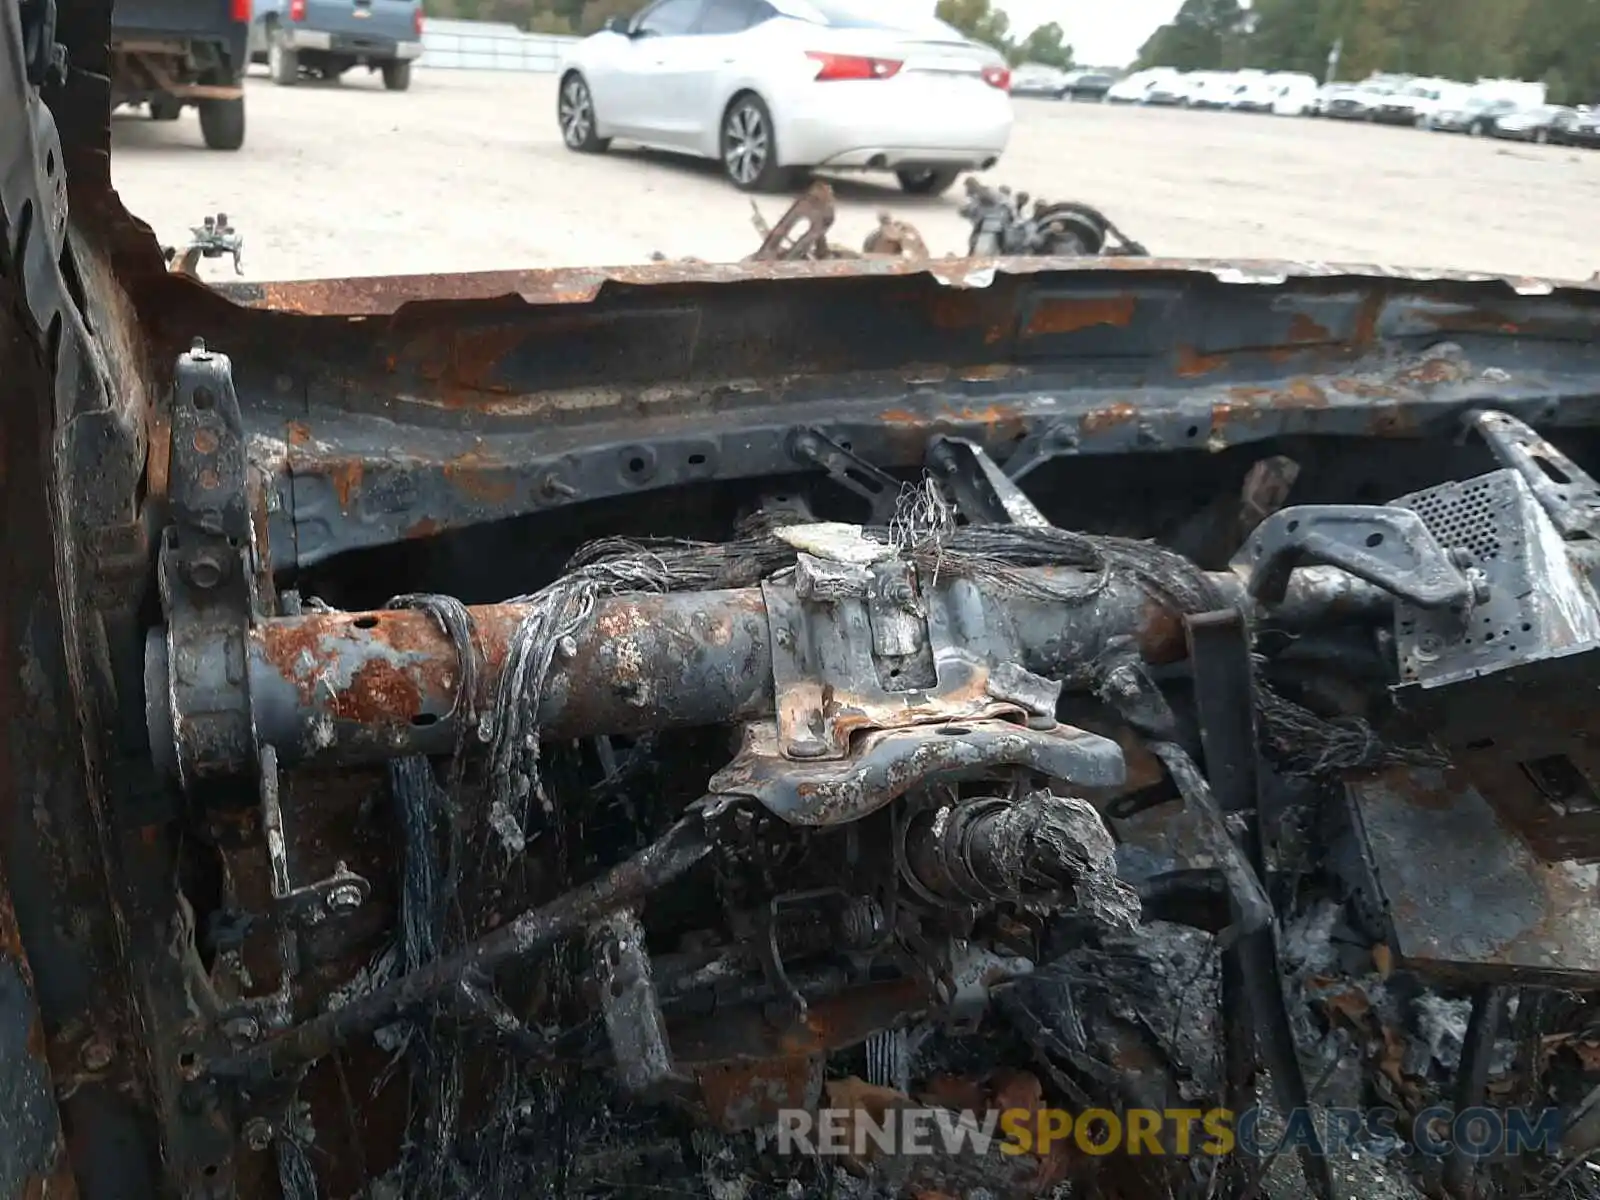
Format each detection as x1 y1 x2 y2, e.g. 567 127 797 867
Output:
208 813 713 1081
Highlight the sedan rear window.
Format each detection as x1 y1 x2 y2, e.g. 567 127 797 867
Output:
781 0 955 34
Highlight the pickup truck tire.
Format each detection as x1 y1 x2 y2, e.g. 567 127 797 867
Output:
268 31 298 86
149 95 181 121
895 167 960 197
382 60 412 91
198 97 246 151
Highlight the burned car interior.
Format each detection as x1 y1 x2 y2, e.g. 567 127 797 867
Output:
6 7 1600 1200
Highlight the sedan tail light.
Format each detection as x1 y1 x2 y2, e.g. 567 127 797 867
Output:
805 51 902 82
231 0 251 21
288 0 306 19
982 65 1011 91
414 4 424 34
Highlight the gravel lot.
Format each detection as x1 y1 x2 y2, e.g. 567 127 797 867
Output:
109 67 1600 283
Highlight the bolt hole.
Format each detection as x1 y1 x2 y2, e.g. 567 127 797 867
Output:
1365 532 1384 547
938 725 971 736
411 712 440 727
627 456 646 474
353 616 379 629
179 1050 198 1069
1287 520 1299 533
1466 737 1495 750
202 1165 220 1179
1185 425 1199 438
1522 622 1532 632
193 388 215 411
888 668 901 679
840 440 852 451
687 453 706 466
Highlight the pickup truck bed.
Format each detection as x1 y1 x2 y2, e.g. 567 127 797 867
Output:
248 0 423 91
112 0 250 148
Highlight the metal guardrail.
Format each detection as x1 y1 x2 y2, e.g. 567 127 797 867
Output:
419 18 579 73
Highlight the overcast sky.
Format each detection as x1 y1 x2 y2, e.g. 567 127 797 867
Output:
998 0 1183 67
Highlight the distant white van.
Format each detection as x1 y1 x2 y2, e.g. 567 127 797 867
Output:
1268 73 1320 115
1105 67 1178 104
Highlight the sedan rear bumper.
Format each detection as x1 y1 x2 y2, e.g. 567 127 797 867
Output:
778 81 1011 170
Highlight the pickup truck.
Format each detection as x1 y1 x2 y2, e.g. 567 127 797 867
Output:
247 0 423 90
111 0 251 148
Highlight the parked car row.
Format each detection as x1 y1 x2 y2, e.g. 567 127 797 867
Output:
1084 65 1600 149
1105 67 1321 114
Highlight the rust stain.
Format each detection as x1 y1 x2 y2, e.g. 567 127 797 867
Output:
328 660 425 724
1287 312 1332 342
286 421 313 447
403 517 442 540
878 403 1027 441
1395 356 1468 387
324 460 364 512
1081 402 1138 434
146 413 170 500
698 1057 817 1132
1022 294 1136 336
442 448 517 505
1175 345 1229 378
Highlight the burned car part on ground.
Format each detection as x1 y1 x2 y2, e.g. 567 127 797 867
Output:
959 178 1150 259
8 5 1600 1193
740 179 1143 263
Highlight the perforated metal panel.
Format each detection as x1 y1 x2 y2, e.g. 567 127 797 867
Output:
1402 474 1505 564
1391 469 1600 687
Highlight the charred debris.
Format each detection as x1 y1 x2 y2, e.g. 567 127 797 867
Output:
140 331 1600 1200
649 179 1148 264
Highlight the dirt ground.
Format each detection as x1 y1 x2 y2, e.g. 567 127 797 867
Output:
108 67 1600 284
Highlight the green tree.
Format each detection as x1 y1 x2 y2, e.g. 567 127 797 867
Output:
1013 21 1073 70
935 0 1015 59
1135 0 1248 70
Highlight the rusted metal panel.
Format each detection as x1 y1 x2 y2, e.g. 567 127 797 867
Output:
1346 766 1600 985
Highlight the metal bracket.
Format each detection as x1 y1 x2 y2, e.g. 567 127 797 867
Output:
787 427 901 524
1469 409 1600 542
260 745 371 928
927 436 1050 526
150 345 263 790
762 548 1062 762
167 213 244 278
709 718 1125 826
1244 503 1473 611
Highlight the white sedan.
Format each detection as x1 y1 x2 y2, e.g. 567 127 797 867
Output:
555 0 1014 194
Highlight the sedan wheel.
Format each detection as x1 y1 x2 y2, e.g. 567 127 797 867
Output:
721 95 791 192
559 75 608 153
895 167 961 197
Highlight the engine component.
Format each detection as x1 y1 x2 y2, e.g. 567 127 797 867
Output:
899 790 1137 925
959 179 1148 257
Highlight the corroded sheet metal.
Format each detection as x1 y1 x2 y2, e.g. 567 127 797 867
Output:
1346 766 1600 985
208 257 1600 317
